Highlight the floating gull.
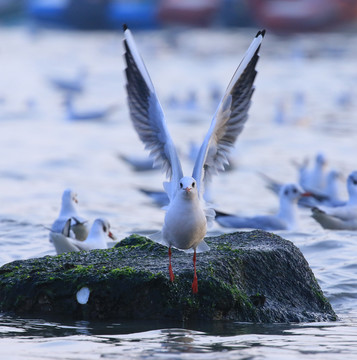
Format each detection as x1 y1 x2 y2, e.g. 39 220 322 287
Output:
260 168 344 208
49 67 87 94
118 154 159 171
215 184 309 231
311 171 357 230
63 94 118 121
50 218 116 254
51 188 89 241
123 25 265 293
295 152 327 193
139 188 170 207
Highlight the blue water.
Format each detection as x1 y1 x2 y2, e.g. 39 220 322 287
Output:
1 26 357 359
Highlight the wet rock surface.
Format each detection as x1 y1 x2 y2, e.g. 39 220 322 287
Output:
0 230 336 322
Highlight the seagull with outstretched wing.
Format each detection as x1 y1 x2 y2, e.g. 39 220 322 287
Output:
123 25 265 293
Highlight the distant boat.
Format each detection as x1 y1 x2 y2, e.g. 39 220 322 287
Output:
107 0 159 29
157 0 220 27
246 0 357 33
26 0 160 29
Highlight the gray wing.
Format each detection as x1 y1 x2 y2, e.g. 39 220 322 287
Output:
123 25 183 201
192 30 265 198
215 213 287 231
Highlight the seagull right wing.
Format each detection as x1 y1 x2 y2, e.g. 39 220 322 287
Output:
192 30 265 198
123 25 183 200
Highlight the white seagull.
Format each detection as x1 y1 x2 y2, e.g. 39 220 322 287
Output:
297 152 327 192
50 218 116 255
311 171 357 230
51 188 89 241
123 25 265 293
260 168 344 208
215 184 309 231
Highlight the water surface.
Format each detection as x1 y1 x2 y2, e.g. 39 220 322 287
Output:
0 26 357 359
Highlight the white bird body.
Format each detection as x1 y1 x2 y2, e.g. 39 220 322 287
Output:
51 218 115 254
123 25 265 292
162 177 207 250
51 188 88 241
312 171 357 230
216 184 306 231
298 153 327 192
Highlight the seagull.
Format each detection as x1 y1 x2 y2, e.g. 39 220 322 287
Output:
139 188 170 207
320 169 345 207
118 154 159 171
50 218 116 254
259 168 344 208
311 171 357 230
123 24 265 293
49 67 87 94
296 152 327 192
215 184 309 231
63 94 118 121
51 188 89 241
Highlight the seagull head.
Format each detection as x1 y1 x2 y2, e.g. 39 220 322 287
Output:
179 176 197 198
62 188 79 208
95 218 116 240
280 183 309 203
316 152 327 168
99 219 116 240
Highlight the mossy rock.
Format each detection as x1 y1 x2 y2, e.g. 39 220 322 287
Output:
0 230 336 322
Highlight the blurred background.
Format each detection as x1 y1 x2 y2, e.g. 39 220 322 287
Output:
1 0 357 251
1 0 357 31
1 3 357 357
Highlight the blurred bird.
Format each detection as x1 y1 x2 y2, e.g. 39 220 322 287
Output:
51 188 89 241
311 171 357 230
50 218 116 254
295 152 327 192
215 184 310 231
49 67 87 94
119 154 159 171
259 168 344 208
63 94 118 121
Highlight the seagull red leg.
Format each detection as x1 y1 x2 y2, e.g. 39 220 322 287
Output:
192 249 198 294
168 246 174 282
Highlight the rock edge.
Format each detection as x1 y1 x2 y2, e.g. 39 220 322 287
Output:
0 230 336 323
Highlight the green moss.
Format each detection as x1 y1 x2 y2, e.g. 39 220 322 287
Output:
311 286 329 305
110 266 136 276
216 243 233 252
74 265 94 273
3 271 15 278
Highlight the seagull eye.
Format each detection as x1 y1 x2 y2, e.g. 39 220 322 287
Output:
292 188 297 193
103 225 107 232
180 183 183 188
192 182 195 188
353 180 357 185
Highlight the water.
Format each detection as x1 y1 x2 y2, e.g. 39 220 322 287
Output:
1 25 357 359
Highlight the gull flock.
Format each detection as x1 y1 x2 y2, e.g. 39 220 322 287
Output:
47 26 357 294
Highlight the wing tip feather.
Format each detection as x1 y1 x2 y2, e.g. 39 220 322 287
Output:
256 29 266 38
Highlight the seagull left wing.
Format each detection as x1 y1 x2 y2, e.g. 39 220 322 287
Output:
123 25 183 199
192 30 265 197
